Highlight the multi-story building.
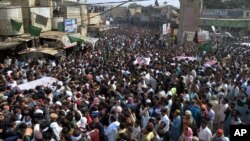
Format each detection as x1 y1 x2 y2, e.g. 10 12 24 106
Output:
0 0 104 36
0 0 101 55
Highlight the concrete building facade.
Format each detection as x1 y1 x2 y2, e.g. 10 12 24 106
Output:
0 0 104 37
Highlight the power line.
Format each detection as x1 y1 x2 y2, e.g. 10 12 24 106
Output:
0 0 149 26
1 0 152 32
80 2 129 25
0 0 148 9
1 4 129 23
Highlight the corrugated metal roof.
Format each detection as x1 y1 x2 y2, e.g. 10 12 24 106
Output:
39 31 68 40
0 42 21 50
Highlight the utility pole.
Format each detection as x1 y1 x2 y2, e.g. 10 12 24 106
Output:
80 0 88 36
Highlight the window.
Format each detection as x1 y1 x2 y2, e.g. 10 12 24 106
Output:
188 0 194 3
246 12 250 17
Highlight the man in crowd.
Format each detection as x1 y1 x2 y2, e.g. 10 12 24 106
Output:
0 24 249 141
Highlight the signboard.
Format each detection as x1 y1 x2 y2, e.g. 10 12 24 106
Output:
64 19 77 33
201 9 244 18
202 9 228 17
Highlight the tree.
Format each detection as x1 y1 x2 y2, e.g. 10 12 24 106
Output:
128 3 143 8
155 0 159 6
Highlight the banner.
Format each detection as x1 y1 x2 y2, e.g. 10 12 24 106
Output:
163 24 167 35
17 77 58 90
204 60 217 67
11 19 22 32
162 23 170 35
173 56 197 61
28 25 42 37
61 35 77 49
133 57 151 65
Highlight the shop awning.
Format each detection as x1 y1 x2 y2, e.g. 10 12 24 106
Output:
39 32 80 49
14 34 33 42
40 31 68 40
68 36 84 43
200 18 250 28
39 48 60 56
18 48 61 56
0 42 21 50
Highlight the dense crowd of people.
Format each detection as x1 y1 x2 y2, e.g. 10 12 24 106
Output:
0 24 250 141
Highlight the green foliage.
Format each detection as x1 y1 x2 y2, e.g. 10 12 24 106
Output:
128 3 143 8
197 41 212 52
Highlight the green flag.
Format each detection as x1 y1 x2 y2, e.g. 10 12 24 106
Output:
28 25 42 37
68 36 84 43
58 22 64 32
11 19 22 32
105 46 110 61
198 41 212 52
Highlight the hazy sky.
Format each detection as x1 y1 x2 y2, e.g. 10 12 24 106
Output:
82 0 180 8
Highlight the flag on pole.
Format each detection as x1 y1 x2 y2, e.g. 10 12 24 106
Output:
197 41 212 52
105 46 110 62
68 36 84 43
193 30 199 44
28 25 42 37
11 19 22 32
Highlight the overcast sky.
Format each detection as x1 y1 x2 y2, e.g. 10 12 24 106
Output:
82 0 180 8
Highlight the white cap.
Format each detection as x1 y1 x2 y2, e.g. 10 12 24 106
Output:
85 101 89 105
55 101 62 106
96 76 101 83
34 109 43 114
146 99 151 103
66 90 73 97
57 81 63 86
